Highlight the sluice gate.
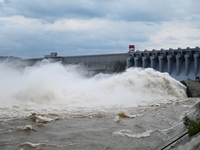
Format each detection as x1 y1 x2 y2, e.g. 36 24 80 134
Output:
126 47 200 81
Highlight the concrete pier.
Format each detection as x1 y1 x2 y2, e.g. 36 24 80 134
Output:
126 47 200 81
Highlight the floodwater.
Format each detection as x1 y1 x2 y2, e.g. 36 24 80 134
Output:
0 60 199 150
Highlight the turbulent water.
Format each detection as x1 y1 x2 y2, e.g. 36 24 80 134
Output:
0 60 199 150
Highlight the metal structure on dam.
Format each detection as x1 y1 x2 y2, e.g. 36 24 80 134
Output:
126 47 200 81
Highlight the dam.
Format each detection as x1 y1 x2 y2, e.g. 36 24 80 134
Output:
42 46 200 81
126 46 200 81
1 46 199 81
21 52 128 74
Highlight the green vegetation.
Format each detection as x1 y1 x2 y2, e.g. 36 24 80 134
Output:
183 115 200 136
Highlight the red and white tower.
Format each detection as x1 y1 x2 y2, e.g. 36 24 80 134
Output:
129 45 135 52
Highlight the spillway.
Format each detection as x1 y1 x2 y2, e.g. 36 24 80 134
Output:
126 47 200 81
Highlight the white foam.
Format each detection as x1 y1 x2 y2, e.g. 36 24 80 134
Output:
9 125 35 131
21 141 63 148
0 60 186 109
113 129 154 138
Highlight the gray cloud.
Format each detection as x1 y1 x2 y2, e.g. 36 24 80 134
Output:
0 0 199 58
0 18 153 57
2 0 199 22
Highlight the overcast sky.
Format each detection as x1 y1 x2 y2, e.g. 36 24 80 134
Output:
0 0 200 58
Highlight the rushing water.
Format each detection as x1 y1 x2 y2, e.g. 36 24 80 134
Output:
0 60 198 150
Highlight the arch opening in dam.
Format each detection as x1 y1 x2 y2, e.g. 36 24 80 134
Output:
126 47 200 81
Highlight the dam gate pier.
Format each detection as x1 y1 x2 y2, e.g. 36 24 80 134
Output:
126 47 200 81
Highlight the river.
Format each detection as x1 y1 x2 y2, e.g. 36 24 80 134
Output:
0 60 198 150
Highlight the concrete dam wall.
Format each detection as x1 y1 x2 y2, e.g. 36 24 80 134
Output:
0 53 127 73
126 47 200 81
61 53 127 73
0 53 125 73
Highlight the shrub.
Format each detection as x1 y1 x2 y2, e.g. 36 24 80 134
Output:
183 115 200 136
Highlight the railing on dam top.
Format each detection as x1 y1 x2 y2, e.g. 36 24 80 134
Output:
126 47 200 81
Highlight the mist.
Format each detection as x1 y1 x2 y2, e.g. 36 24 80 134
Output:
0 60 187 108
